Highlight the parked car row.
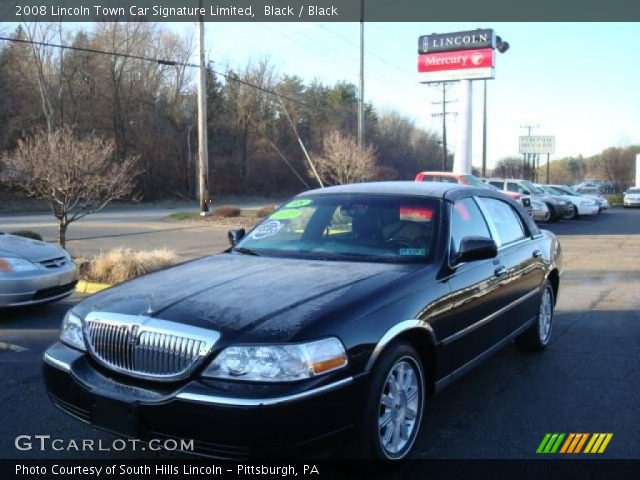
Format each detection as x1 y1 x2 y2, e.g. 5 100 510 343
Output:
414 172 606 223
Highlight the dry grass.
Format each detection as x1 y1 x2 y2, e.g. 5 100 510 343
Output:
84 248 177 284
213 205 241 218
255 204 278 218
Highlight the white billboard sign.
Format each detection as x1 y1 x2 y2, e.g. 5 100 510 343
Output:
519 136 555 154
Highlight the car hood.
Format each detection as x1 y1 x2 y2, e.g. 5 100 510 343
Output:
0 234 67 262
74 253 419 343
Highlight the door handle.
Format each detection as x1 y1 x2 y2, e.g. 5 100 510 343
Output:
532 249 542 258
494 266 507 277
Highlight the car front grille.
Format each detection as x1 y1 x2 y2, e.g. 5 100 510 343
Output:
39 256 69 268
84 312 220 382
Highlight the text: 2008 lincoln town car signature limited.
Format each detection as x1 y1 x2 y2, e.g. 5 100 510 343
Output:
43 182 562 460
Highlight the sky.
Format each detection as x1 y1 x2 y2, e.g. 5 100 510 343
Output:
167 21 640 170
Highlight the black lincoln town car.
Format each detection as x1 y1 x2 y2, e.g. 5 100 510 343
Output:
43 182 562 460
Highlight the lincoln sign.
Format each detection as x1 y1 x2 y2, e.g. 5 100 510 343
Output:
418 29 495 54
417 29 497 83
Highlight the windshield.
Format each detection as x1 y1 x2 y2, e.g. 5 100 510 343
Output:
462 175 489 187
627 188 640 194
521 180 545 194
580 188 601 194
539 185 564 196
236 194 440 263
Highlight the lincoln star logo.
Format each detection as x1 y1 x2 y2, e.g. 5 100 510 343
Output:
129 325 140 344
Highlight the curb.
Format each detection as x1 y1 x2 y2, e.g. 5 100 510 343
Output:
76 280 111 294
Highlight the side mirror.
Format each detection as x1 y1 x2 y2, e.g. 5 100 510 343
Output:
228 228 245 247
456 236 497 263
523 189 531 195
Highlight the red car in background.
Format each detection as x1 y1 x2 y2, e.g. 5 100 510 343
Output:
415 171 533 216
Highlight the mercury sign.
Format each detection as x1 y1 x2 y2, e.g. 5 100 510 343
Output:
418 29 495 54
417 48 495 83
519 136 556 154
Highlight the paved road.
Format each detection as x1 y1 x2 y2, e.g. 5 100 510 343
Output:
0 206 247 261
1 208 639 459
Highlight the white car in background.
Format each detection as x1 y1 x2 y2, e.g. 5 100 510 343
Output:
624 187 640 207
573 186 610 210
537 184 599 218
552 185 609 212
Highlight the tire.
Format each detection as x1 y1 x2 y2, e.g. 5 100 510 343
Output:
515 280 555 352
545 204 558 222
564 204 577 220
352 341 426 460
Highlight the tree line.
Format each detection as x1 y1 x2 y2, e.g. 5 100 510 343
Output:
0 22 445 202
493 145 639 191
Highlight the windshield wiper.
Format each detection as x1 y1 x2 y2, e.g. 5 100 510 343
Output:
232 247 261 256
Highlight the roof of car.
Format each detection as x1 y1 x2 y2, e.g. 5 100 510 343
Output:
300 181 508 202
416 171 464 177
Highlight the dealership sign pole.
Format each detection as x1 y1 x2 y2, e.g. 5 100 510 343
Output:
418 29 496 174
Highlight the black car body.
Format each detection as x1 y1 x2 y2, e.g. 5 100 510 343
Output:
43 182 562 460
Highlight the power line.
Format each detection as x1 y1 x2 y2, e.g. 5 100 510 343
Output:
0 35 199 68
0 34 354 121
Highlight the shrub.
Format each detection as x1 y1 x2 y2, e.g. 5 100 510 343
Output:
214 205 241 218
255 205 277 218
10 230 43 241
86 248 176 284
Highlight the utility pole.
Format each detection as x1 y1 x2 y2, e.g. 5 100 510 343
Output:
196 7 209 215
357 0 364 148
482 79 488 177
431 83 456 171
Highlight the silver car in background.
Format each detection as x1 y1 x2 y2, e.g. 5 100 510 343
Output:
0 233 78 307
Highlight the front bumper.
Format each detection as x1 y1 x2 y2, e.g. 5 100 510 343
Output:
576 203 600 215
624 199 640 207
0 263 78 307
43 342 361 458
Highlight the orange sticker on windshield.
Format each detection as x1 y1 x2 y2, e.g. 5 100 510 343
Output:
400 206 433 222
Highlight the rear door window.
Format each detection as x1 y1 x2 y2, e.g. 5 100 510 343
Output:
477 197 527 247
450 198 491 259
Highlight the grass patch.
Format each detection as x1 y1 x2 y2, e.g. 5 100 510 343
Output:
606 194 624 206
166 211 199 221
213 205 241 218
81 248 177 284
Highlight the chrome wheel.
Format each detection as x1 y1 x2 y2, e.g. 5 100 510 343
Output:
378 358 422 457
538 286 553 344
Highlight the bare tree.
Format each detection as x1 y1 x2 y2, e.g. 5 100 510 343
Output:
595 147 635 192
2 127 140 248
493 157 532 179
313 131 377 185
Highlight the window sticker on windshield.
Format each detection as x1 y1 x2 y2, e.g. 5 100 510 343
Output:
285 199 313 208
399 248 426 256
251 220 283 240
269 209 303 220
400 206 433 222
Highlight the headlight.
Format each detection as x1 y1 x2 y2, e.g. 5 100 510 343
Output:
60 311 86 351
0 257 40 273
202 337 348 382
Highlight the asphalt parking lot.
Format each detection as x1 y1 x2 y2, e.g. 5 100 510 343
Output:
1 207 639 459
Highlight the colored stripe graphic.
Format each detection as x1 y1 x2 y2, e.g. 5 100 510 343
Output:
538 433 612 454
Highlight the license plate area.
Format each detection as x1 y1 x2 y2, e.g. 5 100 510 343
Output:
91 396 139 437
